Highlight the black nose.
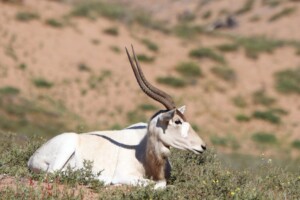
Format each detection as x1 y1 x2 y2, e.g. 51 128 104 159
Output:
201 144 207 150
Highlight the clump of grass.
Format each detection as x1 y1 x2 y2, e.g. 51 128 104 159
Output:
136 54 155 63
252 89 276 106
217 43 239 52
173 24 205 39
189 48 226 64
178 11 196 22
211 66 236 82
0 86 20 95
103 27 119 36
110 45 121 53
249 15 261 22
45 18 64 28
274 67 300 94
15 11 39 22
202 10 212 19
252 110 281 124
210 135 240 150
252 132 277 144
235 0 255 15
175 61 202 78
18 63 27 70
141 39 159 52
70 1 125 20
234 36 284 59
157 76 186 88
232 95 248 108
269 7 296 22
78 63 91 72
291 140 300 150
32 78 53 89
262 0 281 7
235 114 251 122
88 70 112 89
138 104 157 111
127 110 147 124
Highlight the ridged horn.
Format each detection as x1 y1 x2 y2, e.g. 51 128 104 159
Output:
125 46 175 110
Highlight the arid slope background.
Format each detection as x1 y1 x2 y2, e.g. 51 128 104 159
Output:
0 0 300 163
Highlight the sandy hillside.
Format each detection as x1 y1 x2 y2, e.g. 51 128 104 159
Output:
0 0 299 158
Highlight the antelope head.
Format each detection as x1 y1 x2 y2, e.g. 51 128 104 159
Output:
126 46 206 155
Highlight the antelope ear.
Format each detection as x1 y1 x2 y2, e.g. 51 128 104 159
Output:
159 109 176 122
177 105 186 114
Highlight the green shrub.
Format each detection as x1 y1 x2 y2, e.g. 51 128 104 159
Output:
235 114 251 122
232 95 247 108
32 78 53 88
217 43 239 52
252 132 277 144
235 0 255 15
275 67 300 94
252 110 281 124
110 45 121 53
156 76 186 88
136 54 155 63
211 66 236 82
45 18 64 28
70 1 125 20
252 89 276 106
103 27 119 36
234 36 284 59
18 63 27 70
127 110 147 124
78 63 91 72
138 104 157 111
291 140 300 149
0 86 20 95
189 48 226 64
15 11 39 22
141 39 159 52
202 10 212 19
175 61 202 78
173 24 205 39
269 7 296 22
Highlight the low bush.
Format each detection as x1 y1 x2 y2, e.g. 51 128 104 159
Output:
156 76 187 88
211 66 236 82
15 11 39 22
175 61 202 78
141 39 159 52
252 110 281 124
189 48 226 64
103 27 119 36
252 132 277 144
291 140 300 150
32 78 53 89
274 67 300 94
0 86 20 95
269 7 296 22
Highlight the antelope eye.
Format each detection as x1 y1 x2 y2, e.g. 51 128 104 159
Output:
175 120 182 125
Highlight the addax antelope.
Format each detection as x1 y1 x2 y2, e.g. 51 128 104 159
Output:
28 46 206 189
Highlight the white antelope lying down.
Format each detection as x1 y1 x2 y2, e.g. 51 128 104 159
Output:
28 46 206 189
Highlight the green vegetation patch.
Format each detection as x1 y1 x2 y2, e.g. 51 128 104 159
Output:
175 61 202 78
235 114 251 122
235 0 255 15
252 132 277 144
269 7 296 22
252 89 276 106
0 86 20 95
141 39 159 52
103 27 119 36
274 67 300 94
189 48 226 64
291 140 300 150
156 76 186 88
211 66 236 82
217 43 239 52
45 18 64 28
232 95 248 108
234 36 284 59
15 11 40 22
138 104 157 111
0 94 81 138
136 54 155 63
173 24 205 39
252 110 281 124
70 1 126 20
32 78 53 89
